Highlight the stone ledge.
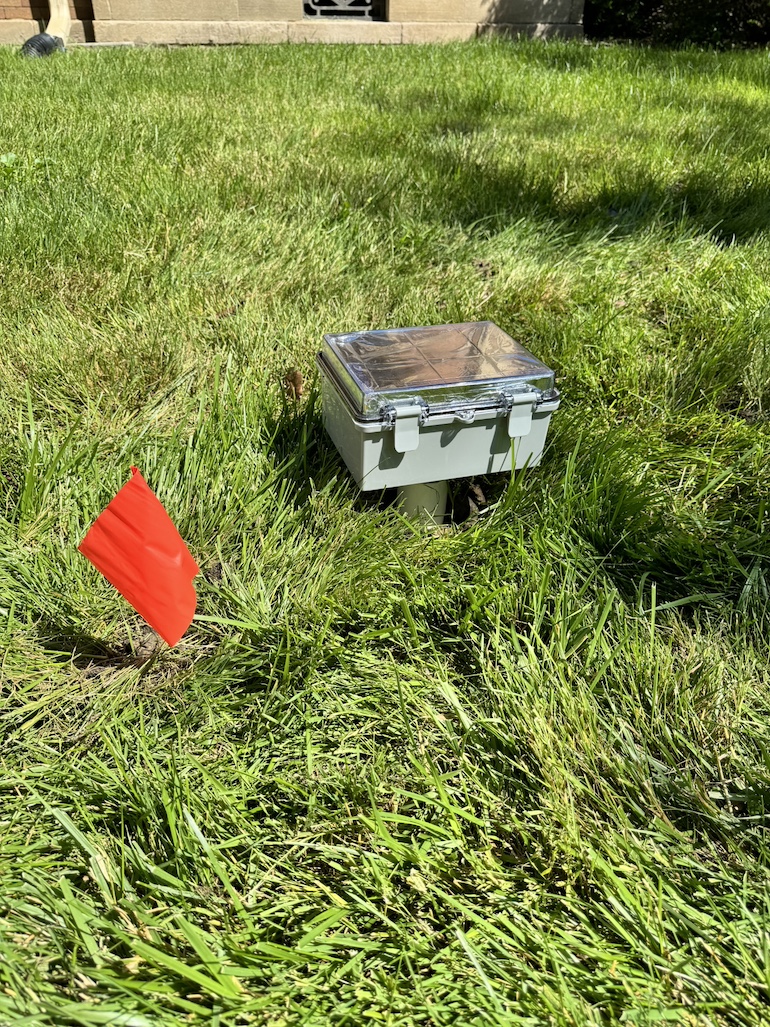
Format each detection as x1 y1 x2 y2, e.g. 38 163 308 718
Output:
478 20 583 37
90 20 582 44
94 0 584 20
94 19 289 42
288 19 402 43
402 21 477 42
0 18 583 46
0 19 35 43
0 18 91 43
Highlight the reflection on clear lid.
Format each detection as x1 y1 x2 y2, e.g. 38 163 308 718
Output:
318 321 556 417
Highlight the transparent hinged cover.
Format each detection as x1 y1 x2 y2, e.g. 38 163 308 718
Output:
317 321 556 420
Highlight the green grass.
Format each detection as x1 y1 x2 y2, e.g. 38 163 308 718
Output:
1 37 770 1026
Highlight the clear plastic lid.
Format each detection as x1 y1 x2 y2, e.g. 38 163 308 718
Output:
318 321 556 418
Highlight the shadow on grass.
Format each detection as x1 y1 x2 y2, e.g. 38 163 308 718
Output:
33 619 176 678
35 622 119 670
263 386 351 501
342 72 770 246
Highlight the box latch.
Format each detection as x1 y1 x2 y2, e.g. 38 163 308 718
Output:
391 399 424 453
506 390 539 438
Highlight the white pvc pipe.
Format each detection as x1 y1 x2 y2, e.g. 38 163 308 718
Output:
395 480 448 525
46 0 71 40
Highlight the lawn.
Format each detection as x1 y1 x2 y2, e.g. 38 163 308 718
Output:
1 37 770 1026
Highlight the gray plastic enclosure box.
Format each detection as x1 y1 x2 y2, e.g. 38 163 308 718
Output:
316 321 560 492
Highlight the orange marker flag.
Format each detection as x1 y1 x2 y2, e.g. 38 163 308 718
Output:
79 467 199 647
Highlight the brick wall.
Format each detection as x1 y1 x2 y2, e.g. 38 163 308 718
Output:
0 0 93 19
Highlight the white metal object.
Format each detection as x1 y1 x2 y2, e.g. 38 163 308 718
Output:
316 321 560 493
